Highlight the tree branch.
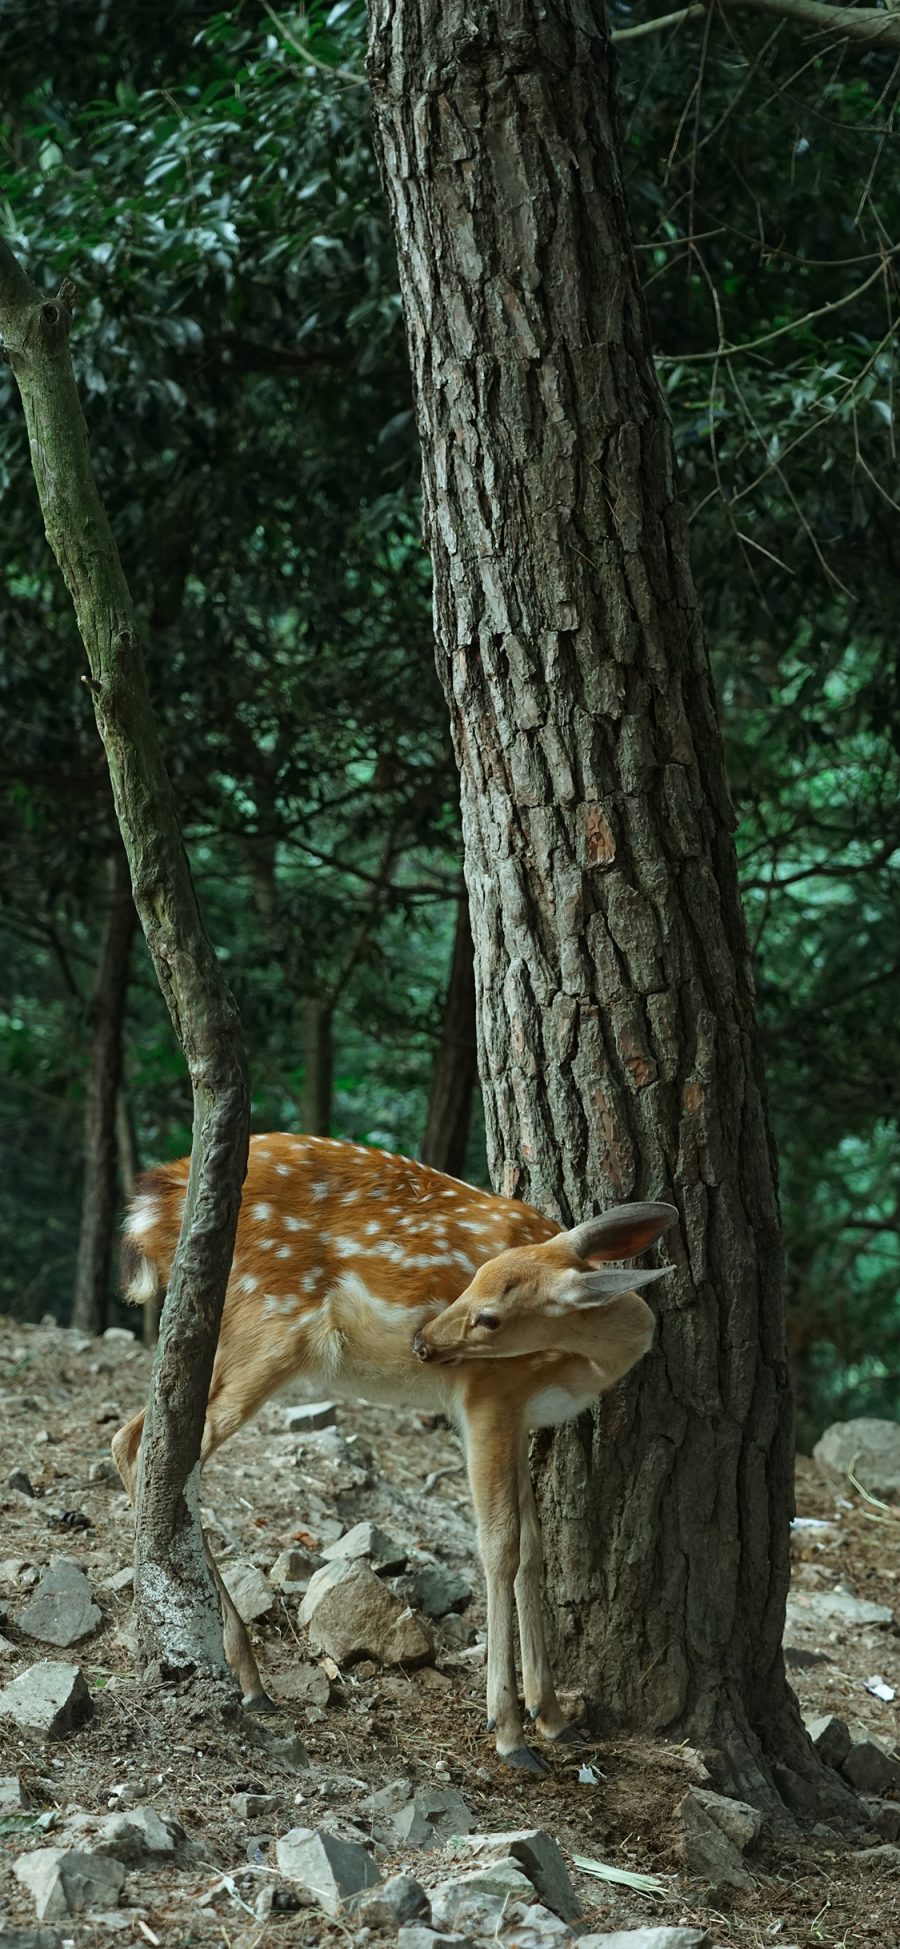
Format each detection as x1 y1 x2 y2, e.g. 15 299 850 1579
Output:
611 0 900 51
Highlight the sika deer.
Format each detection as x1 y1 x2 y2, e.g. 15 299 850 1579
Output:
113 1134 676 1769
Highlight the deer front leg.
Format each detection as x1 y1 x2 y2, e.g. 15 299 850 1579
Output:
463 1399 547 1773
515 1439 576 1743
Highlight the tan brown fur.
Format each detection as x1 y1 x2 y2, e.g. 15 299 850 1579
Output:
113 1134 676 1766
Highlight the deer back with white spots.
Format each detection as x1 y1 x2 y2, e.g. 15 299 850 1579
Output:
114 1133 677 1770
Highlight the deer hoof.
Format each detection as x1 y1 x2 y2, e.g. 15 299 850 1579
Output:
243 1690 279 1715
548 1723 584 1746
502 1744 549 1774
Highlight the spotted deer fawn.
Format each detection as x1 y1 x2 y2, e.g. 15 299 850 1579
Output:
114 1134 676 1770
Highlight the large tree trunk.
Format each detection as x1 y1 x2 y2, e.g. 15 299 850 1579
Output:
368 0 843 1812
0 243 250 1688
71 843 137 1334
421 892 478 1177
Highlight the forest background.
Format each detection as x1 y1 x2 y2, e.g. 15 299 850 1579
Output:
1 0 898 1451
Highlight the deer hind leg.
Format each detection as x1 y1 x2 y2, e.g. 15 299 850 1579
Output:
110 1408 272 1711
463 1399 547 1773
515 1439 576 1743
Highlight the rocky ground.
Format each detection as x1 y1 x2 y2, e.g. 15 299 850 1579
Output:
0 1314 898 1949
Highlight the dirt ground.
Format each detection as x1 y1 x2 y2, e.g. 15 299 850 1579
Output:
0 1314 898 1949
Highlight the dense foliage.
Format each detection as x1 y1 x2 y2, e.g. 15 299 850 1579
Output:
1 0 897 1442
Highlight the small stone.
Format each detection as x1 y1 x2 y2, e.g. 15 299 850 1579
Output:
64 1806 188 1865
501 1900 574 1946
273 1663 332 1707
804 1713 851 1769
101 1567 134 1594
299 1559 433 1668
270 1549 317 1592
354 1874 431 1927
274 1827 381 1914
87 1460 118 1485
430 1860 536 1932
391 1786 473 1848
399 1932 476 1949
842 1740 900 1794
15 1560 101 1649
14 1847 126 1920
0 1928 65 1948
232 1792 280 1821
785 1589 894 1634
220 1560 275 1623
813 1418 900 1496
856 1844 900 1870
0 1559 32 1584
405 1563 473 1617
680 1787 762 1891
464 1830 580 1921
865 1800 900 1842
322 1522 407 1574
102 1328 135 1343
0 1661 93 1740
284 1402 337 1433
0 1774 25 1809
575 1933 711 1949
6 1469 36 1496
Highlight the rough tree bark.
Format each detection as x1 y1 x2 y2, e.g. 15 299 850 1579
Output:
71 843 137 1334
421 892 478 1177
368 0 844 1811
0 242 250 1685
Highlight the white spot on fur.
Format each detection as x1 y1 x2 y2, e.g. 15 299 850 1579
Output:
259 1238 275 1252
126 1255 158 1302
238 1272 259 1294
276 1245 293 1259
283 1215 307 1232
252 1202 273 1221
275 1162 291 1176
301 1271 323 1294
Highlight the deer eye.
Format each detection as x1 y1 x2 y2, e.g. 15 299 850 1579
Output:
474 1310 501 1330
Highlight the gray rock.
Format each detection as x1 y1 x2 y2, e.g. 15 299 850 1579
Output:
274 1662 332 1707
15 1560 101 1649
804 1713 851 1768
102 1327 135 1342
406 1563 473 1617
284 1401 337 1433
0 1661 93 1740
274 1826 381 1913
64 1806 189 1865
14 1847 126 1920
299 1559 433 1668
353 1874 431 1926
866 1800 900 1842
399 1933 476 1949
813 1418 900 1496
6 1469 35 1496
392 1784 474 1848
842 1740 900 1794
785 1588 894 1634
322 1522 407 1574
856 1844 900 1870
501 1901 574 1946
0 1929 65 1948
430 1861 536 1932
464 1829 580 1921
576 1934 710 1949
220 1560 275 1623
101 1566 134 1594
0 1773 25 1809
232 1792 280 1821
680 1787 762 1891
269 1548 317 1592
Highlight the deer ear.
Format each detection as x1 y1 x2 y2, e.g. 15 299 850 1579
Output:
551 1265 672 1313
561 1201 678 1266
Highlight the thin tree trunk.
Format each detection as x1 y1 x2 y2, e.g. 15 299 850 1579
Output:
72 843 136 1334
421 893 478 1177
0 243 250 1688
368 0 849 1813
300 997 333 1136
